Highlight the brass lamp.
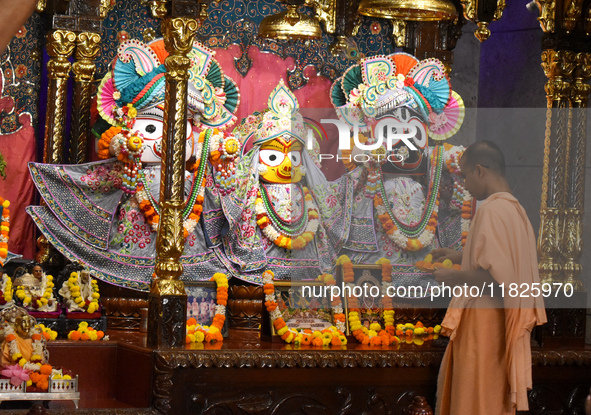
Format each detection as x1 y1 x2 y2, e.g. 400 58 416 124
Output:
358 0 458 21
259 0 323 40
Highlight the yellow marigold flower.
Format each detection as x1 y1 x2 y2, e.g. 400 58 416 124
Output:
434 325 442 334
194 331 205 342
368 330 378 337
369 323 382 332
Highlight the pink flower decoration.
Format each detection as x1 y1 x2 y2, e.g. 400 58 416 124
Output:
1 364 30 386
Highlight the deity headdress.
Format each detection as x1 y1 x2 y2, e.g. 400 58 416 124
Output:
331 53 464 142
95 38 240 132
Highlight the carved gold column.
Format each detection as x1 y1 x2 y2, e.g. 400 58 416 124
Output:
562 53 590 290
538 50 575 284
44 30 76 164
147 16 199 348
70 32 101 164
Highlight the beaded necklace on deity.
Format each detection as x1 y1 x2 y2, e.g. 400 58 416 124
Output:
255 184 319 250
210 131 240 196
136 128 212 239
374 144 444 251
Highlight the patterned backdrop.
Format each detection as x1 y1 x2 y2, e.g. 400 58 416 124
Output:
0 0 395 259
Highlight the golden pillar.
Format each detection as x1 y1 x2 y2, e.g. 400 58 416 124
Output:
44 30 76 164
562 53 590 289
538 50 576 284
147 16 199 348
70 32 101 164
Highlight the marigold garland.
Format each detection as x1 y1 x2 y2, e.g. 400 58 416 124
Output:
264 270 347 346
255 186 319 250
67 321 106 341
348 311 400 346
136 128 212 238
0 273 12 305
185 272 228 344
394 321 441 345
15 274 55 310
61 272 100 314
0 198 10 264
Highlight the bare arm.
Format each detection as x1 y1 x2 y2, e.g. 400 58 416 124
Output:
0 0 37 54
432 267 496 288
430 247 463 264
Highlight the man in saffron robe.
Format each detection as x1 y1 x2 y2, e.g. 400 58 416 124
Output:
431 140 547 415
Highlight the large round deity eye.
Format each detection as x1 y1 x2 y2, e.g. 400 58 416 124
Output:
288 151 301 167
260 149 285 167
135 119 162 141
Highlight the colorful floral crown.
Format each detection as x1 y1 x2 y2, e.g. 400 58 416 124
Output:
252 79 306 147
96 38 240 131
331 53 464 141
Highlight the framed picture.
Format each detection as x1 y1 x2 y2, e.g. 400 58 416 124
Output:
336 264 384 330
261 280 346 341
185 281 228 336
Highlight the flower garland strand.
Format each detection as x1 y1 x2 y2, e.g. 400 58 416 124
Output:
15 274 54 310
61 272 100 314
374 145 443 251
185 272 228 344
0 197 10 264
67 321 106 341
0 273 12 305
136 128 212 238
255 186 319 250
395 321 442 346
263 270 347 346
340 255 400 346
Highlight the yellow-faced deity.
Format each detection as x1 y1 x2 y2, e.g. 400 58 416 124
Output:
258 136 304 184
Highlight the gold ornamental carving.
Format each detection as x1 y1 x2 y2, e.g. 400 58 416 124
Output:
461 0 476 20
73 32 101 81
541 50 576 105
562 209 584 290
153 17 199 295
537 208 561 284
536 0 556 32
563 0 584 32
494 0 506 20
391 20 407 47
71 32 101 164
150 0 168 19
100 0 116 19
571 53 591 106
474 22 491 42
163 18 200 57
44 30 76 165
306 0 337 34
36 0 46 12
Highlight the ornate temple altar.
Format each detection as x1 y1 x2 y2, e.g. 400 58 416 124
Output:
0 0 589 413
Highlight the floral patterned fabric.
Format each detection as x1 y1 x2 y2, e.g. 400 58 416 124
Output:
27 160 229 291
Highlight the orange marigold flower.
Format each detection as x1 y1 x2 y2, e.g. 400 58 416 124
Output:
40 364 53 376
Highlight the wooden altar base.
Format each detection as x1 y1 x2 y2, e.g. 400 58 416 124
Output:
6 330 589 414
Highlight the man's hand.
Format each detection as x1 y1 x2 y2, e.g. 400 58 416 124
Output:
430 247 462 264
433 268 464 287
